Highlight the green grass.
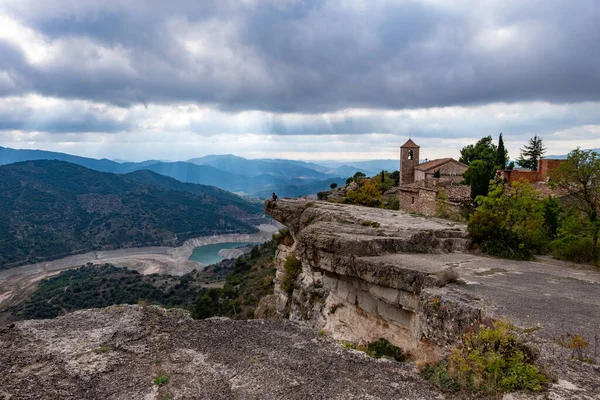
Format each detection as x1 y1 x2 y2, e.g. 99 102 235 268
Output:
154 374 169 386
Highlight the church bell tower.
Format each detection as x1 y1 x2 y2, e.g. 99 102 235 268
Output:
400 139 420 185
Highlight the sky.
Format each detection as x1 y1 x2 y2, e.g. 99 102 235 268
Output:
0 0 599 162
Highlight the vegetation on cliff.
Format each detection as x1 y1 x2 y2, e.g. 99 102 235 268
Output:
422 320 548 396
192 240 276 319
0 160 262 269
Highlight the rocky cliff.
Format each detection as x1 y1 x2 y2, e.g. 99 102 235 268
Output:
262 199 481 354
263 200 600 369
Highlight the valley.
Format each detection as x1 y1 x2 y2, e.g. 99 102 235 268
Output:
0 224 279 313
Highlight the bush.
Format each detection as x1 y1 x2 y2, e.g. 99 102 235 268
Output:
343 338 407 362
330 183 338 189
422 320 547 396
347 179 382 207
385 196 400 210
550 213 598 264
468 181 548 260
551 236 595 263
272 228 294 247
281 254 302 293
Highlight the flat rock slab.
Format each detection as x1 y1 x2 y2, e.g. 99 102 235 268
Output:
0 305 439 400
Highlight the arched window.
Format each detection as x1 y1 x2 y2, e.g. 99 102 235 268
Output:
407 149 413 160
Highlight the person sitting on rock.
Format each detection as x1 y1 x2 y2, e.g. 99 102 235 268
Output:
272 192 278 201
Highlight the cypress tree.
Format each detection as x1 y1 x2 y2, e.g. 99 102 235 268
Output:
496 133 508 169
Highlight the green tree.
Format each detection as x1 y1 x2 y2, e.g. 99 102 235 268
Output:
390 170 400 186
468 181 548 259
330 183 338 189
517 135 546 170
459 136 497 166
549 148 600 260
496 133 509 169
463 160 495 199
460 136 499 199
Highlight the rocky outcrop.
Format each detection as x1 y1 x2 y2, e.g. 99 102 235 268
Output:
264 199 479 351
264 200 600 397
0 305 441 399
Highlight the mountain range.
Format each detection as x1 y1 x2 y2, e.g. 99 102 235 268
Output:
0 160 263 269
0 147 396 197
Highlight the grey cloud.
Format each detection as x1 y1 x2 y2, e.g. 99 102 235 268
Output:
0 0 599 113
0 103 132 133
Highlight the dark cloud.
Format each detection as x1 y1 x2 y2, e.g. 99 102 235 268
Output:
0 101 132 133
0 0 599 113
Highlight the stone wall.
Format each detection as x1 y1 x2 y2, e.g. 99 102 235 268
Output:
397 187 464 219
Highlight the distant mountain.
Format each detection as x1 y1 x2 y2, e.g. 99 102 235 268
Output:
0 160 261 269
252 177 347 198
0 146 393 197
0 146 124 173
187 154 333 180
545 149 600 160
309 159 399 174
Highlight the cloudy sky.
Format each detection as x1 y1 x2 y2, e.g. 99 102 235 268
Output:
0 0 599 162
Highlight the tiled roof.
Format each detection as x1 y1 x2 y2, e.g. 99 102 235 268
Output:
401 139 420 148
414 158 466 172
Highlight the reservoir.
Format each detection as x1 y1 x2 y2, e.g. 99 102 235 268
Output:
188 242 259 265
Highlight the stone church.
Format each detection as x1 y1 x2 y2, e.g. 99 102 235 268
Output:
399 139 468 185
397 139 470 218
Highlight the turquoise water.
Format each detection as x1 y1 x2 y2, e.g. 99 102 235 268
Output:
189 242 259 265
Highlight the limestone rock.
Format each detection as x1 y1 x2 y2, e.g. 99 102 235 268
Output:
0 305 441 399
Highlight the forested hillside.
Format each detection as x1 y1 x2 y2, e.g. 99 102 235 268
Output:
0 160 262 269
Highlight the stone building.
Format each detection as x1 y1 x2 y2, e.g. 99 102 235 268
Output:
399 139 468 185
397 179 471 219
397 139 470 218
414 158 468 183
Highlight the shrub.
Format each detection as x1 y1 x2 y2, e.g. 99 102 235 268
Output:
386 196 400 210
468 181 548 260
342 338 407 362
422 320 547 396
317 191 329 201
154 374 169 386
551 236 595 264
272 228 294 247
330 183 338 189
556 333 594 363
361 220 380 228
347 179 382 207
436 268 460 286
281 254 302 293
303 215 316 225
550 213 597 264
